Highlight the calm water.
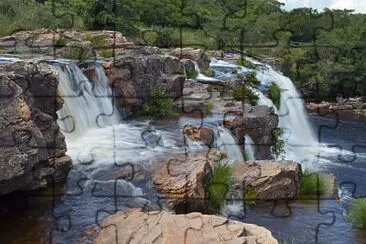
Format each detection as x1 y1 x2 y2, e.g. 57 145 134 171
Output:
0 114 366 243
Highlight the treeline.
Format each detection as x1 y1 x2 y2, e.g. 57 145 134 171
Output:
1 0 366 101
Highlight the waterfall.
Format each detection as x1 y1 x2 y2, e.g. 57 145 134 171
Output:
193 61 220 82
215 126 244 162
244 135 255 160
53 61 120 141
210 58 318 169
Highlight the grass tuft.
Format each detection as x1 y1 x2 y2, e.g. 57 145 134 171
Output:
268 82 281 110
348 198 366 228
300 170 327 195
207 159 232 211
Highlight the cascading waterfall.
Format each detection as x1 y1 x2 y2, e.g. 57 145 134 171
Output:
210 58 318 169
244 135 255 160
54 61 120 141
215 126 244 162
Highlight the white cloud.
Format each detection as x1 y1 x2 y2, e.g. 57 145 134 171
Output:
279 0 366 13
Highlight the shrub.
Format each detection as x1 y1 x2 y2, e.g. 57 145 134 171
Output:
101 49 114 58
236 58 256 69
207 102 214 114
154 28 180 48
186 69 198 79
243 186 257 207
247 72 261 88
348 198 366 228
268 82 281 110
207 159 232 211
300 170 327 195
202 69 215 77
233 85 259 106
140 89 177 118
271 128 286 160
86 34 108 48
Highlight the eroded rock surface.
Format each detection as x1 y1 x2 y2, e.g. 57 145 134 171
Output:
232 161 301 200
152 151 217 213
87 209 278 244
104 54 185 116
0 60 71 195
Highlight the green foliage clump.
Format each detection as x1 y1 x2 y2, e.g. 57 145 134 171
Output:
54 38 68 48
247 72 261 88
207 102 214 114
243 187 257 207
86 34 108 48
348 198 366 228
271 128 286 159
207 159 232 211
186 69 198 79
140 89 176 118
233 85 259 106
236 58 256 69
300 170 327 195
201 69 215 77
268 82 281 110
101 49 114 58
243 150 250 161
154 28 180 48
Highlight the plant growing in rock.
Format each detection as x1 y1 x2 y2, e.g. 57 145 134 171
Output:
207 158 232 211
202 69 215 77
271 128 286 159
140 89 177 119
243 150 250 161
243 186 257 207
207 101 214 114
236 58 256 69
348 198 366 228
186 69 198 79
300 170 327 195
233 85 259 106
268 82 281 110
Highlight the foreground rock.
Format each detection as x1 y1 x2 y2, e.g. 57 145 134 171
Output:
184 126 214 146
0 61 71 195
232 161 301 200
104 54 185 116
86 209 278 244
224 105 279 160
152 151 218 213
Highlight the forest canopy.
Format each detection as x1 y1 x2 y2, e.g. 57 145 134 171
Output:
1 0 366 101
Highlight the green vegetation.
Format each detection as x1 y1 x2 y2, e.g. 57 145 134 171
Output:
243 187 257 207
271 128 286 160
2 1 366 101
207 101 214 114
55 38 68 48
201 69 215 77
233 85 259 106
101 49 114 58
300 170 327 195
86 34 108 48
268 82 281 110
348 198 366 228
243 150 250 161
140 89 177 118
186 69 198 79
207 159 232 211
236 58 256 69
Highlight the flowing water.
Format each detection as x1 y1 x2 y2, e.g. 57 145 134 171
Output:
244 135 255 160
1 57 366 243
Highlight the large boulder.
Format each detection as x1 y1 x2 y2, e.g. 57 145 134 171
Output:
152 151 217 213
232 161 301 200
225 105 279 160
85 209 278 244
104 54 185 116
0 60 71 195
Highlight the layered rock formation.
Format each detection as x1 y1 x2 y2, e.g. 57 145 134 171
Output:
224 105 279 160
0 61 71 195
232 161 301 200
104 54 185 116
85 209 278 244
152 151 216 213
170 47 211 69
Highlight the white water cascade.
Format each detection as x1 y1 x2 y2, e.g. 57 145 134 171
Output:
215 126 244 163
54 61 120 141
210 58 318 169
244 135 255 160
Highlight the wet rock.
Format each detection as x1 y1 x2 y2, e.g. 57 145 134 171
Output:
0 60 71 196
232 160 301 200
86 209 278 244
225 105 279 160
184 126 214 146
152 151 217 213
105 54 185 116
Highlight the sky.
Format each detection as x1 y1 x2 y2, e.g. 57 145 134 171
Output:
278 0 366 13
